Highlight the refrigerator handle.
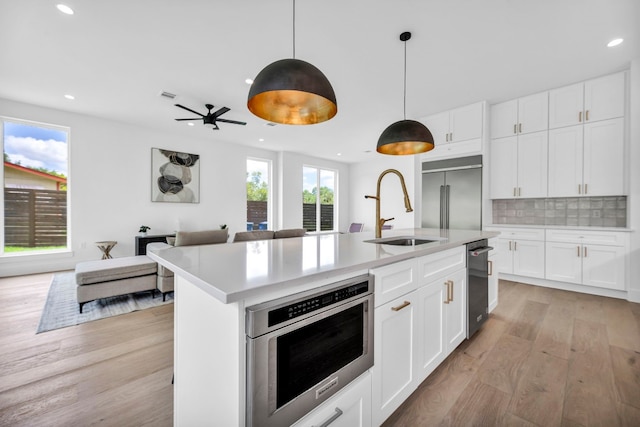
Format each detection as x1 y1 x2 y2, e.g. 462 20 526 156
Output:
445 185 451 229
439 185 445 229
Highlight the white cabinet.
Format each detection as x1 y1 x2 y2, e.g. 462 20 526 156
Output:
491 92 548 139
292 372 371 427
371 290 420 426
548 118 624 197
370 247 467 426
422 102 483 146
545 229 627 291
370 258 418 308
549 72 625 129
488 238 498 312
490 228 545 279
490 131 548 198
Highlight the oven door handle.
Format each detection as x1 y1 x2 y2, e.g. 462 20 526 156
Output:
469 246 493 256
315 407 344 427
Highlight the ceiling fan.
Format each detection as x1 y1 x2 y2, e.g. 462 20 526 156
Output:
174 103 247 130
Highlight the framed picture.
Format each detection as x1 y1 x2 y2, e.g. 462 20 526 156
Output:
151 148 200 203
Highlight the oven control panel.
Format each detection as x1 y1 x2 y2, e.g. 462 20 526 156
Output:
268 281 369 327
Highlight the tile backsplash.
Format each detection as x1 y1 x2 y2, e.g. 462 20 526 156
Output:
492 196 627 227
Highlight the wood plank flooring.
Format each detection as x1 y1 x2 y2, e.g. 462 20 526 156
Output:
383 280 640 427
1 274 639 426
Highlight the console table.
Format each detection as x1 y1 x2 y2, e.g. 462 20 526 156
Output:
135 234 175 255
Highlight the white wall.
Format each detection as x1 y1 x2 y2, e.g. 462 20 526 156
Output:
628 58 640 302
0 98 350 276
350 155 415 233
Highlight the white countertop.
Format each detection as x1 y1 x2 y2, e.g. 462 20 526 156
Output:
486 224 633 232
147 228 499 304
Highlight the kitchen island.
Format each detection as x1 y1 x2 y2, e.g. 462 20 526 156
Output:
147 228 498 426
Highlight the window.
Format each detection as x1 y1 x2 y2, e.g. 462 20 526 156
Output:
303 166 336 232
246 158 271 231
2 118 69 255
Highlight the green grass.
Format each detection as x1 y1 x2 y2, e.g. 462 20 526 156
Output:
4 246 67 253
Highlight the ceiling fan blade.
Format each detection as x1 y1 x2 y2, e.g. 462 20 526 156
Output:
216 118 247 126
212 107 230 118
175 118 200 121
175 104 204 116
212 123 220 130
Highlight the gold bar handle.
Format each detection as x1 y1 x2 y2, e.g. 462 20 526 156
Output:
448 280 454 302
488 260 493 276
578 184 582 194
509 241 512 251
583 246 587 257
579 111 582 122
586 110 589 121
518 187 522 197
513 187 517 197
577 246 581 257
514 241 517 251
518 123 522 133
391 301 411 311
443 282 450 304
584 183 588 194
514 124 517 134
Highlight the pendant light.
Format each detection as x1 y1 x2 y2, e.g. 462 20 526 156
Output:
377 32 434 155
247 0 337 125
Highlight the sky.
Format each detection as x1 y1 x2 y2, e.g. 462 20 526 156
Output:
3 121 68 175
303 166 335 193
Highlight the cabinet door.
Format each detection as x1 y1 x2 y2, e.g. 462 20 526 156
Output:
490 99 518 139
584 72 625 123
517 131 548 198
490 137 518 198
582 244 626 290
445 269 467 353
583 118 624 196
549 82 584 129
548 125 583 197
292 372 372 427
415 278 446 383
512 240 545 278
518 92 548 134
495 239 513 274
488 251 498 312
423 111 451 147
545 242 582 284
450 102 483 143
372 292 419 426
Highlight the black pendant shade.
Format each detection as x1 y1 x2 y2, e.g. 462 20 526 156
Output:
377 31 434 155
247 58 337 125
377 119 434 155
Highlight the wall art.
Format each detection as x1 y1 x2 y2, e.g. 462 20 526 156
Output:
151 148 200 203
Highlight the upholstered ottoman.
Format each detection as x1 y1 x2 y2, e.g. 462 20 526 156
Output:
75 256 157 313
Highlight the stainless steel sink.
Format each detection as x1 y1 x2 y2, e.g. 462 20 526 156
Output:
364 236 447 246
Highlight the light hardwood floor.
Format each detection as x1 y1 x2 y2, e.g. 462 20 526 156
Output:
1 274 639 426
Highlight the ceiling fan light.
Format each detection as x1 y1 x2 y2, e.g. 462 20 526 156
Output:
247 58 337 125
377 119 435 155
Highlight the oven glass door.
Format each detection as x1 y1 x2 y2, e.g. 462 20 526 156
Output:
274 302 365 409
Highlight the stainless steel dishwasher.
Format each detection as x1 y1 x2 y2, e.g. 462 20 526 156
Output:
466 239 493 338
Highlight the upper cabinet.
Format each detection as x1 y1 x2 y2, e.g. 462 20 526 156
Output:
422 102 483 146
490 92 548 139
549 72 625 129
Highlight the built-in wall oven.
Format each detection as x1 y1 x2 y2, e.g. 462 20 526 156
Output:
245 274 374 427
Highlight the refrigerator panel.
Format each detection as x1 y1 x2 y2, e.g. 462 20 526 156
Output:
445 168 482 230
421 171 445 228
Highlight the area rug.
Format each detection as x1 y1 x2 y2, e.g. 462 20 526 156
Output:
36 272 173 333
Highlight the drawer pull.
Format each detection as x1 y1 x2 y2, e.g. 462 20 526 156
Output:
577 246 580 257
391 301 411 311
444 282 450 304
513 124 517 134
316 407 343 427
488 260 493 276
579 111 582 122
518 123 522 133
448 280 454 302
586 110 589 121
584 246 588 257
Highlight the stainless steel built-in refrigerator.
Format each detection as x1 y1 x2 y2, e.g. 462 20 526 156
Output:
421 155 482 230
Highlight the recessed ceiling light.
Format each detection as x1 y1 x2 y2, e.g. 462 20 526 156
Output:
607 38 623 47
64 94 75 100
56 4 74 15
337 153 342 156
259 138 264 142
187 123 195 126
245 78 254 85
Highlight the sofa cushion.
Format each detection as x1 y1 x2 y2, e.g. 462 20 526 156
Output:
75 256 157 285
175 229 228 246
233 230 275 242
274 228 307 239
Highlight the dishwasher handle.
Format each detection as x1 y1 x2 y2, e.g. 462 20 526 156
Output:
469 246 493 256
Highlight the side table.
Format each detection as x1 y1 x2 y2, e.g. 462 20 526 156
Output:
96 241 117 259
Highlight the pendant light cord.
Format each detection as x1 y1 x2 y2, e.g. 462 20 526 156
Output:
403 39 407 120
292 0 296 59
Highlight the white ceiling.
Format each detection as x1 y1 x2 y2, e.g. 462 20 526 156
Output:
1 0 638 163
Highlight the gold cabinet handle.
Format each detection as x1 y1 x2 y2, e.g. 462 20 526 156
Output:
583 246 588 257
391 301 411 311
579 111 582 122
578 184 582 194
577 246 581 257
509 241 512 251
488 260 493 276
513 187 517 197
513 124 517 134
448 280 454 302
514 241 517 251
586 110 589 121
584 183 588 194
518 123 522 133
445 133 449 142
518 187 522 197
443 282 450 304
